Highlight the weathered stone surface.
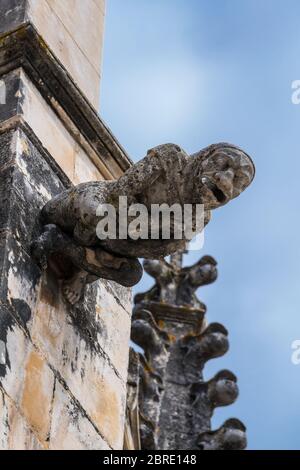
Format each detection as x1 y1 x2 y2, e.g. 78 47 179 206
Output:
127 252 247 450
31 275 131 382
0 0 26 35
74 150 104 184
0 68 105 183
0 126 130 449
0 318 54 444
0 0 132 450
49 381 111 450
0 388 44 450
20 350 55 441
0 26 131 180
0 0 105 107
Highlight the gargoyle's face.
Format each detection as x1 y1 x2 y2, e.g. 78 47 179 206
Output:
199 144 255 209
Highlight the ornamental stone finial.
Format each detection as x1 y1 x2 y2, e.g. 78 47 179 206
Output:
125 252 247 450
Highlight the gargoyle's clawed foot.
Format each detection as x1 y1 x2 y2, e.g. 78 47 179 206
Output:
62 271 88 305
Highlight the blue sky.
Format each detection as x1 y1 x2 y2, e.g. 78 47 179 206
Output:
101 0 300 450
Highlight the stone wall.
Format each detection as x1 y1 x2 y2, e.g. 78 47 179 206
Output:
0 0 133 450
0 0 105 107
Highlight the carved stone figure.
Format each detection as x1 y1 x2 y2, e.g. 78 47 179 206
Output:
126 252 247 450
32 142 254 303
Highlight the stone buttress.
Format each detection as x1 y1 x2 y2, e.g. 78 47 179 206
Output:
0 0 134 450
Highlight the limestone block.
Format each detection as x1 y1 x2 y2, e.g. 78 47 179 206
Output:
20 350 55 442
87 360 126 449
1 322 55 444
106 280 133 315
27 0 104 107
0 0 105 106
74 149 104 184
46 0 105 72
0 389 44 450
31 277 127 448
20 70 103 182
0 69 105 183
49 381 110 450
0 127 130 449
31 273 131 381
95 282 132 380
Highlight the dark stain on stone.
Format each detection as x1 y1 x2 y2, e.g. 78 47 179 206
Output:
67 282 106 355
0 0 27 36
11 298 31 325
0 305 16 378
39 270 60 309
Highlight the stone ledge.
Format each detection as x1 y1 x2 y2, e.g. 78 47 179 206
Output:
0 23 132 180
0 118 72 189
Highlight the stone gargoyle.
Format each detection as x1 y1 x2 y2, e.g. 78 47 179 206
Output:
31 142 255 304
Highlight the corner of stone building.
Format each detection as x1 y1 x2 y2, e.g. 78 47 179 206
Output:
0 0 133 450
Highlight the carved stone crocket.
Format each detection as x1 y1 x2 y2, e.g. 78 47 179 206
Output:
31 142 255 303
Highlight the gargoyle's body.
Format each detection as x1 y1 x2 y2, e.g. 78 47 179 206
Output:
32 143 255 303
42 144 198 259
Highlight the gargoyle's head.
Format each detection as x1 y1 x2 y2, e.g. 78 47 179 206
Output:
191 143 255 209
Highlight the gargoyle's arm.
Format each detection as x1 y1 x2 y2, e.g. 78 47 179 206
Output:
114 151 162 196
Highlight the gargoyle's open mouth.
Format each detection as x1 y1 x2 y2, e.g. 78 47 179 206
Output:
203 178 227 203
